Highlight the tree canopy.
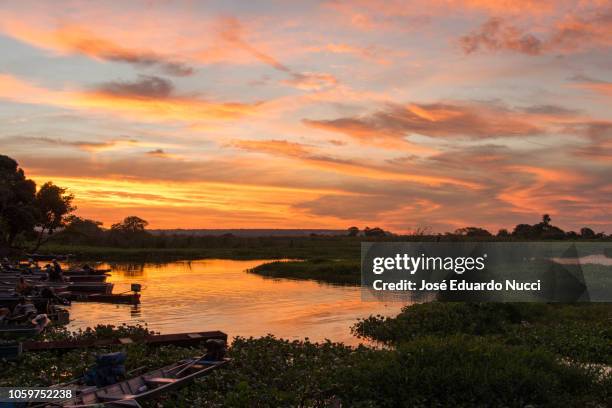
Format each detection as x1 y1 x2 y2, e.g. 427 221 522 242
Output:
0 155 38 248
0 155 75 251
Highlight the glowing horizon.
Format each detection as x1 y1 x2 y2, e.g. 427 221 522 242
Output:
1 1 610 233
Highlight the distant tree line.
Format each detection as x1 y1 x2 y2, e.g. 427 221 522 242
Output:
346 214 609 240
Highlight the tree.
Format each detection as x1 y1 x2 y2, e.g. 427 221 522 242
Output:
364 226 386 237
111 216 149 234
512 223 534 238
0 155 38 249
565 231 579 239
62 215 103 241
347 226 359 237
33 182 76 250
497 229 510 237
580 227 595 239
512 215 565 239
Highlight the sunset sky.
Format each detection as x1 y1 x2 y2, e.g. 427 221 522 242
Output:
0 0 610 233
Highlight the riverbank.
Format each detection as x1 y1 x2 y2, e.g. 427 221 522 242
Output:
248 259 360 285
2 303 611 407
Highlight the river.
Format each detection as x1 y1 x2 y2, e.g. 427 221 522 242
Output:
66 259 407 345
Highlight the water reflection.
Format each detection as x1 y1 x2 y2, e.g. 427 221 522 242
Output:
66 259 407 345
107 263 146 277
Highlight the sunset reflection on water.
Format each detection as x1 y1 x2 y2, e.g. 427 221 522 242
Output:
66 259 407 345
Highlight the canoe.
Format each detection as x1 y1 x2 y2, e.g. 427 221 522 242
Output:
0 324 43 338
48 357 230 407
65 269 111 276
63 275 109 282
0 272 108 282
1 267 111 276
0 283 71 293
0 314 50 339
22 330 228 352
0 278 112 293
0 294 71 310
25 253 72 261
67 292 140 305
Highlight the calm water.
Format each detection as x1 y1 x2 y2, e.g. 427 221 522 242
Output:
66 259 407 345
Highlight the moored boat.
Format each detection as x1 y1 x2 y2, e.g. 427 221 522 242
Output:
66 292 140 305
0 314 50 339
44 356 230 407
22 330 227 352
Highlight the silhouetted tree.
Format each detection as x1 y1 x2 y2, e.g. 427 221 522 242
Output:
33 182 75 250
364 226 386 237
61 215 104 242
512 215 564 239
111 216 149 234
347 226 359 236
497 229 510 237
565 231 579 239
0 155 38 249
580 227 595 239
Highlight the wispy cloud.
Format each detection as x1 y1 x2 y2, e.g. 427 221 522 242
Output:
217 17 338 90
0 135 138 152
569 75 612 97
94 75 175 99
0 74 260 124
1 22 194 76
304 101 545 141
460 6 612 55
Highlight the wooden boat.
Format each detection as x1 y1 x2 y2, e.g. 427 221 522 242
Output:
65 268 111 276
0 292 70 310
0 283 71 293
0 272 110 282
0 295 58 310
0 314 50 339
22 330 227 352
67 292 140 305
25 253 72 261
46 357 230 407
63 275 109 283
2 267 111 276
0 278 112 293
0 324 43 338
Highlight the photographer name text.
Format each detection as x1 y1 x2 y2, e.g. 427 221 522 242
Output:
372 279 542 292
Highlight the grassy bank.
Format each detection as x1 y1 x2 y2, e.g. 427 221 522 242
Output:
2 307 610 407
248 259 360 285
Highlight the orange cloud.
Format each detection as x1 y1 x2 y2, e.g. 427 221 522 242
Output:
304 101 543 141
0 21 193 76
231 139 480 189
460 6 612 55
570 76 612 97
0 74 259 123
497 166 587 214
